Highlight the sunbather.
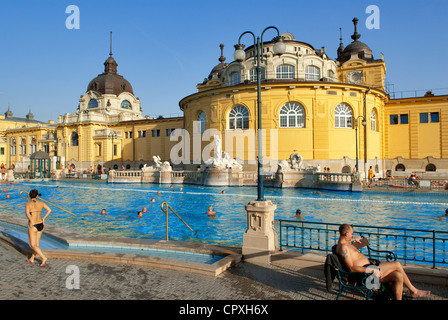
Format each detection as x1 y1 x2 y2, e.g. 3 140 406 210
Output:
336 224 430 300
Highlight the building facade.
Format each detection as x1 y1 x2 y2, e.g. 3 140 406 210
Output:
1 19 447 178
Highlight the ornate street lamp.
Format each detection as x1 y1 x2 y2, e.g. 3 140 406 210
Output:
233 26 285 201
108 131 118 170
354 116 366 173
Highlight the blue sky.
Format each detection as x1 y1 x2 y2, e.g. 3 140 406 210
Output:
0 0 447 122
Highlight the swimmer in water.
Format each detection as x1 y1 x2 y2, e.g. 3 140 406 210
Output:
437 209 448 219
150 198 155 203
292 209 304 219
138 207 147 217
101 209 107 215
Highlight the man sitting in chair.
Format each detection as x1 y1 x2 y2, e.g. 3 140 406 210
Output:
336 224 430 300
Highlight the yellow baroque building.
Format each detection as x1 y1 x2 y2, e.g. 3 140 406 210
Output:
2 19 447 178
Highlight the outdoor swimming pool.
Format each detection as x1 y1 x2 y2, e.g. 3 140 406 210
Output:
1 180 447 247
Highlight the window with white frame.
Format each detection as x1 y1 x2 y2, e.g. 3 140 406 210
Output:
20 138 26 155
279 102 305 128
305 65 320 81
228 105 249 130
370 109 377 131
30 137 37 154
197 111 206 133
10 138 16 155
231 72 240 86
276 64 295 79
335 103 353 128
249 67 266 82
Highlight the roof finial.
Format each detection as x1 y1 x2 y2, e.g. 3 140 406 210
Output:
109 31 113 57
351 17 361 41
339 27 343 44
218 44 226 64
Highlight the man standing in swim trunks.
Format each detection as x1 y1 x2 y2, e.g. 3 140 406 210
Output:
336 224 430 300
25 189 52 267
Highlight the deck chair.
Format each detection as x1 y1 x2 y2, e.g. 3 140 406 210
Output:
324 238 397 300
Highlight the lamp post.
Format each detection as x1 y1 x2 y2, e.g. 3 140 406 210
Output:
108 131 118 170
354 116 366 172
234 26 286 201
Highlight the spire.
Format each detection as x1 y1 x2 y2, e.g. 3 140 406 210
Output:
337 27 345 58
26 105 34 120
5 103 13 118
104 31 118 74
351 17 361 41
218 43 226 64
109 31 113 57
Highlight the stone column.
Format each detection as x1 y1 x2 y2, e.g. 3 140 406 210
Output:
242 200 278 264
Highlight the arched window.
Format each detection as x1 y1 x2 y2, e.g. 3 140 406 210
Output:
197 111 206 133
71 132 79 147
341 165 351 173
276 64 295 79
231 72 240 86
335 103 353 128
395 164 405 171
327 70 335 81
249 67 266 82
88 99 98 108
370 109 377 131
121 100 132 110
305 65 320 81
229 105 249 130
425 163 436 172
279 102 305 128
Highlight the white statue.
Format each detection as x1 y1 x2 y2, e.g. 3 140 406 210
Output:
201 136 242 170
290 153 303 170
152 155 172 172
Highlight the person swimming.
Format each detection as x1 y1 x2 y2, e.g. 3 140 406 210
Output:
138 207 147 217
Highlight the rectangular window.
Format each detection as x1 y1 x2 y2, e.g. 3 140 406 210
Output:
152 129 160 137
142 130 146 138
125 132 129 139
390 114 398 125
400 114 408 124
138 131 142 138
0 147 4 155
430 112 439 123
113 144 117 156
420 113 428 123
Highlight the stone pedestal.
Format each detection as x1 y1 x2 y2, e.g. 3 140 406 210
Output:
242 200 277 264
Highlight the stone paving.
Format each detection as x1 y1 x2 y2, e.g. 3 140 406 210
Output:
1 241 447 301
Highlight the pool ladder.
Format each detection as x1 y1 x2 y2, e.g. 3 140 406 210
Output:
161 202 197 240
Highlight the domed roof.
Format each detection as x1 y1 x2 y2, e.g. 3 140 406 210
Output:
87 32 134 96
208 44 228 80
337 18 374 64
87 55 134 95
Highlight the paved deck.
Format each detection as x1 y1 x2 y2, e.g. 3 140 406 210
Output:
1 240 447 301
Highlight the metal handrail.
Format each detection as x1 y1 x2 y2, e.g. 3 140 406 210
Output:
278 220 448 268
160 201 196 241
20 191 76 216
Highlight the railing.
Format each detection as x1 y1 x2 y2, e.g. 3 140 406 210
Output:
278 220 448 268
367 177 448 191
317 172 359 183
160 202 197 241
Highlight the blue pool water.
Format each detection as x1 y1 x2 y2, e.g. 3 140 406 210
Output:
1 180 447 247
